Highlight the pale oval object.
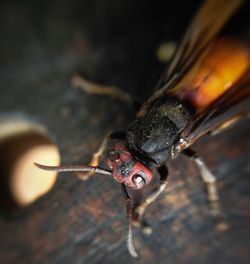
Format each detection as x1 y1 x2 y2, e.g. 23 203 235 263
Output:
10 141 60 206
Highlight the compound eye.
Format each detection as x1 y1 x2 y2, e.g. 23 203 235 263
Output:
132 174 146 189
108 150 120 162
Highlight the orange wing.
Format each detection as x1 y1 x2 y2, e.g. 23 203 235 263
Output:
181 72 250 146
171 37 249 112
162 0 244 87
138 0 244 117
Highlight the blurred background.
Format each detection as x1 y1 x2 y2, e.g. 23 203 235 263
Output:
0 0 249 263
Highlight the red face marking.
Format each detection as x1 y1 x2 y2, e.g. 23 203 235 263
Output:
106 142 153 189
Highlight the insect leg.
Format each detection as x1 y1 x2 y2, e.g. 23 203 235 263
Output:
121 184 138 258
183 148 220 216
77 131 126 180
133 165 168 234
71 74 141 108
209 116 241 136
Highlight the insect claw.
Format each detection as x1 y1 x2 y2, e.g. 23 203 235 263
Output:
76 172 92 181
132 220 140 228
142 222 153 236
127 225 138 258
209 201 221 216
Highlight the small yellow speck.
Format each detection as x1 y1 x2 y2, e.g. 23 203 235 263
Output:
157 41 176 63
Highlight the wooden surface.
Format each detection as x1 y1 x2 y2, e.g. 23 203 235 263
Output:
0 0 249 263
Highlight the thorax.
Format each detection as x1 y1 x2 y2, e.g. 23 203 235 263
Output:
127 96 193 165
